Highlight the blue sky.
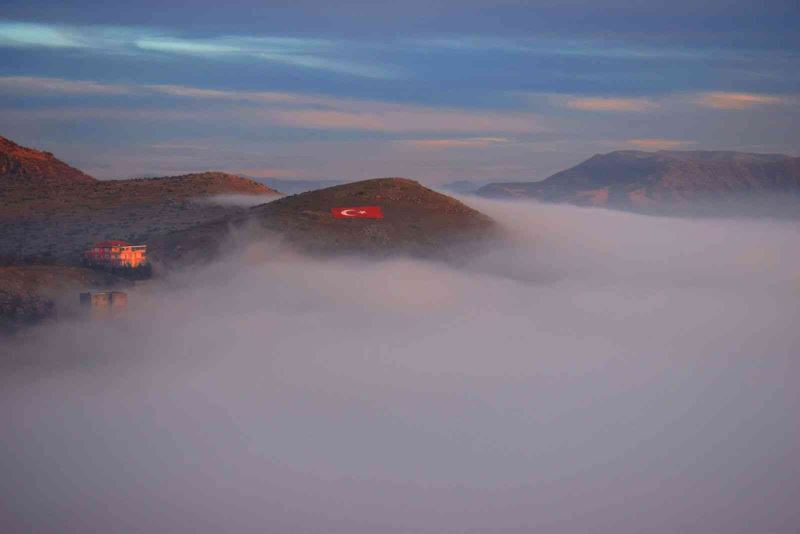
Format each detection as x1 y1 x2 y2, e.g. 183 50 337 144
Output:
1 1 798 182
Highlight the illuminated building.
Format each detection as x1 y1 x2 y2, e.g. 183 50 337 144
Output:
84 240 147 268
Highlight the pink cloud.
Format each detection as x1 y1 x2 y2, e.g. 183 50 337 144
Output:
0 107 210 121
270 110 385 130
694 92 785 110
398 137 509 149
143 84 314 105
563 97 657 112
0 76 543 135
268 109 539 133
0 76 336 107
0 76 132 95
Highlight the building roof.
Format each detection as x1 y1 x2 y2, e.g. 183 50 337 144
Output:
93 240 131 248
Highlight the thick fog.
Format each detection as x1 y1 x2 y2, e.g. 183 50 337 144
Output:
2 199 799 533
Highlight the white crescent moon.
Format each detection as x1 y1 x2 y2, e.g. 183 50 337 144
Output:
340 209 359 216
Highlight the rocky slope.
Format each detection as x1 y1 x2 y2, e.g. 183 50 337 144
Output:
150 177 498 265
478 150 800 216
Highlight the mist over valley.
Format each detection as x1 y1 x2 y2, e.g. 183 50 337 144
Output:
2 197 799 533
2 1 800 530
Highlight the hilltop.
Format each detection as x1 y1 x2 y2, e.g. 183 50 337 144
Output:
477 150 800 216
0 135 96 187
151 177 497 265
1 135 279 218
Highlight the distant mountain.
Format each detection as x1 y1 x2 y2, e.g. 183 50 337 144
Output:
477 150 800 216
151 177 497 265
254 178 345 195
0 135 96 186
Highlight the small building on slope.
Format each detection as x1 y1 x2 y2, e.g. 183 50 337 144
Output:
84 240 147 269
79 291 128 318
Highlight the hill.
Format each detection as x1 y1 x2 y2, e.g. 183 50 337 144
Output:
0 170 279 219
150 177 497 265
0 135 96 187
0 135 282 263
477 150 800 216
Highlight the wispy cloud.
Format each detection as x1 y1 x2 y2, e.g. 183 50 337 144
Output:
0 107 213 121
0 75 543 135
135 35 396 79
694 91 785 110
0 21 396 79
529 91 798 114
143 84 314 105
414 36 531 53
561 96 658 112
415 36 729 60
135 37 243 55
626 138 695 150
0 21 84 48
398 137 510 149
0 76 333 106
266 109 539 134
0 76 133 95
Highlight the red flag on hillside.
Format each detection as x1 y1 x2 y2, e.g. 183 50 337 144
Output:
331 206 384 219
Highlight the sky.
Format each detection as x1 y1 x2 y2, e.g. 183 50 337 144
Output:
1 0 799 182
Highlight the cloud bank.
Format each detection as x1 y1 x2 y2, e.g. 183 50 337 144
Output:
694 91 786 110
1 200 799 533
561 96 658 112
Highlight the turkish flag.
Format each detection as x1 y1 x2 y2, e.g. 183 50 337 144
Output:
331 206 384 219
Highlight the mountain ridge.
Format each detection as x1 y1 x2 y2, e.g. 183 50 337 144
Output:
477 150 800 215
0 132 281 220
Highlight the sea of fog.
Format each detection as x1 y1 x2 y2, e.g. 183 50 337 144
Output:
1 199 799 533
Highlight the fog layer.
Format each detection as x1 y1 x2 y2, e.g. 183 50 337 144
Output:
2 200 799 533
